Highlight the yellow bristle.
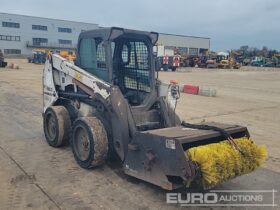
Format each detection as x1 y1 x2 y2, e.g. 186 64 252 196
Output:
186 137 267 189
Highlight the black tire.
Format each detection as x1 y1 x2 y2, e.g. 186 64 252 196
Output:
43 106 71 147
71 117 108 169
93 112 116 160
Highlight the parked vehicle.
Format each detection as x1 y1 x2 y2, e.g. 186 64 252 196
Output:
216 52 240 69
251 56 266 67
0 49 7 68
158 55 180 71
27 49 50 64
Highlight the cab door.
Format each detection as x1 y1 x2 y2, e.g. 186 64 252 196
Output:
77 37 109 82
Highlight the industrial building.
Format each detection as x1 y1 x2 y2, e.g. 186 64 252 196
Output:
0 12 210 57
157 33 210 56
0 12 99 56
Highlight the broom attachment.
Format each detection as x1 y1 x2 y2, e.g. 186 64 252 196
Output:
182 122 267 189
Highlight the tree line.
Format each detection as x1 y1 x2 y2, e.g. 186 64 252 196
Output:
235 46 279 58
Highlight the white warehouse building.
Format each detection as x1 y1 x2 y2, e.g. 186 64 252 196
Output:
0 12 210 57
157 33 210 56
0 12 99 56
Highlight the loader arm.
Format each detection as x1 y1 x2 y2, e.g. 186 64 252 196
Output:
43 54 112 111
53 54 110 97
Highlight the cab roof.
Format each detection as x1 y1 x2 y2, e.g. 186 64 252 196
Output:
78 27 159 45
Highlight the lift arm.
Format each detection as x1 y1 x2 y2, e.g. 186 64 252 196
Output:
43 54 112 111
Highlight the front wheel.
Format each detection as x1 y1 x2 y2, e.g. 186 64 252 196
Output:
71 117 108 169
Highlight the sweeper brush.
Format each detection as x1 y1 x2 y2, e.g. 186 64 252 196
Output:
186 137 267 189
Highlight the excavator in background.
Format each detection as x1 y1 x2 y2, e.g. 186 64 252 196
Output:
230 50 243 68
0 49 8 68
216 51 241 69
216 52 229 68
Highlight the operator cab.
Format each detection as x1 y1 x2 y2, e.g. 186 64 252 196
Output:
75 27 158 106
111 35 151 105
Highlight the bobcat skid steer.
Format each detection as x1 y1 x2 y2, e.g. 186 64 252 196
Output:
43 27 262 190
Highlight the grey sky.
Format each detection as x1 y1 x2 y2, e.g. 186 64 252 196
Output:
1 0 279 51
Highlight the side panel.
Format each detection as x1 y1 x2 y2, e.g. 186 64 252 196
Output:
43 59 58 112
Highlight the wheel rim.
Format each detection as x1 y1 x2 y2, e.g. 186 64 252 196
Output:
74 126 91 161
46 112 57 141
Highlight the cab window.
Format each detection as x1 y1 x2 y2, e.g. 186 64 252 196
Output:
79 38 108 81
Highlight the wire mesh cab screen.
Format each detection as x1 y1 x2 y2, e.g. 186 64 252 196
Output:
113 39 151 92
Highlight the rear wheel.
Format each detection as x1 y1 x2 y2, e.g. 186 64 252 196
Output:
71 117 108 169
43 106 71 147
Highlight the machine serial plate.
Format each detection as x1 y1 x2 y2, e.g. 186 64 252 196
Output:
166 139 176 149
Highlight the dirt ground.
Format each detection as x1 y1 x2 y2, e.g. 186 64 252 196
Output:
0 59 279 210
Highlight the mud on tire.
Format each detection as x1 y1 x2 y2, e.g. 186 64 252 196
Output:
71 117 108 169
43 106 71 147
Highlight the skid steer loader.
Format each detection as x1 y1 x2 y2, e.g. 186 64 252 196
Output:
43 27 265 190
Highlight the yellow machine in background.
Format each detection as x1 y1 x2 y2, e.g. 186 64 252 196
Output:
28 49 76 64
27 49 53 64
33 48 52 54
216 52 230 68
229 50 241 69
217 51 240 69
59 51 76 61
